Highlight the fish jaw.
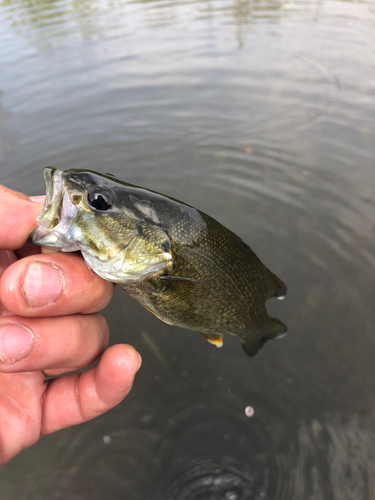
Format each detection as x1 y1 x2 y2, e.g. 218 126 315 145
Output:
31 168 81 251
81 249 172 283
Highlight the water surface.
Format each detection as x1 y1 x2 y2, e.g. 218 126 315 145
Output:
1 0 375 498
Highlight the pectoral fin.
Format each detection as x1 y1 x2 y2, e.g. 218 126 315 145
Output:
241 317 287 357
160 276 207 284
200 332 223 348
140 303 171 323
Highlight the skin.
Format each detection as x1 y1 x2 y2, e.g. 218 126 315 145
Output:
0 186 141 466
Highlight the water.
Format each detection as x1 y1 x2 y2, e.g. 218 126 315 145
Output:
1 0 375 498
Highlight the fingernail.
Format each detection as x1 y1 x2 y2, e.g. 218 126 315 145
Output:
0 323 34 363
123 348 142 375
22 262 64 307
135 351 142 372
29 195 45 205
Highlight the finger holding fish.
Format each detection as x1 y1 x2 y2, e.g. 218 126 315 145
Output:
0 252 114 317
40 343 141 436
0 313 109 373
0 185 142 466
0 342 141 465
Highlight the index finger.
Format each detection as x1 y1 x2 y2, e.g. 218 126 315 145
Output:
0 186 43 250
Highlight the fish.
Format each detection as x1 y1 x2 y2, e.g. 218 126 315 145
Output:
31 167 287 357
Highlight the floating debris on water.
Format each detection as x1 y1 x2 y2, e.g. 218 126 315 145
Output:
245 406 255 418
226 493 238 500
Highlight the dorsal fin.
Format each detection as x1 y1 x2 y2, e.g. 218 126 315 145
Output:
268 271 287 300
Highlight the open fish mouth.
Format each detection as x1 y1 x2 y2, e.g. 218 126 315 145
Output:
30 167 81 252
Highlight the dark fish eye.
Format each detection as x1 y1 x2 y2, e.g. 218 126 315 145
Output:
87 189 114 211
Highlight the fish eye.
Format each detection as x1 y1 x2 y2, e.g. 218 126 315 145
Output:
87 189 114 211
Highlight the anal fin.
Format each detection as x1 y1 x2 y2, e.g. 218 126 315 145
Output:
200 332 223 348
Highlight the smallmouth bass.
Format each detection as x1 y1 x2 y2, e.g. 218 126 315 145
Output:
31 168 287 357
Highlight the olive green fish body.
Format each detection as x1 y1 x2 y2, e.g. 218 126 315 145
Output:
122 212 285 342
31 168 287 357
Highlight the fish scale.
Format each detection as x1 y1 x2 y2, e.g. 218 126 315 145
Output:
31 168 287 357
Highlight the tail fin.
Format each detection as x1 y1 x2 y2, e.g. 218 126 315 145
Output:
241 317 287 357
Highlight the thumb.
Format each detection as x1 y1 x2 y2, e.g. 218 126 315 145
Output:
0 186 43 250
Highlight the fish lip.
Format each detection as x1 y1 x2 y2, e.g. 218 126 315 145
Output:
30 167 80 250
44 166 57 207
35 167 63 229
31 230 79 251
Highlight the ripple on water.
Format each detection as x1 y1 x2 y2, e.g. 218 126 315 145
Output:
0 0 374 498
5 386 373 500
51 413 168 500
155 391 282 499
164 455 256 500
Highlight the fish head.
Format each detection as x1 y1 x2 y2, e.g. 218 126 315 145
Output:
31 167 172 283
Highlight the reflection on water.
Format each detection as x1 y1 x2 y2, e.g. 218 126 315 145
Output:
1 0 375 498
0 91 16 163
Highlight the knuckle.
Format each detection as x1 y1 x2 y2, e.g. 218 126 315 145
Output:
66 314 108 359
84 280 114 313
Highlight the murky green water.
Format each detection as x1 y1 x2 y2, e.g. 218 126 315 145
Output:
1 0 375 498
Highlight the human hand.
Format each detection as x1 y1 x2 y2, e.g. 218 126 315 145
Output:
0 185 141 465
